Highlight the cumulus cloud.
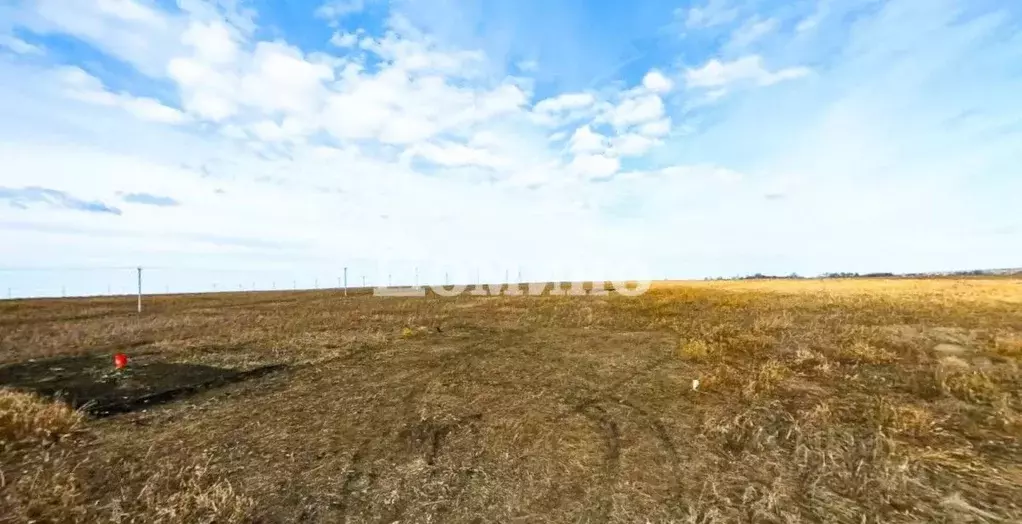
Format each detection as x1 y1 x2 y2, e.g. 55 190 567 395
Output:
568 125 608 154
641 70 674 93
609 134 660 157
605 94 665 129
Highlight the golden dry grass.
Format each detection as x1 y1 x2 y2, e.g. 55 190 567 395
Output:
1 278 1021 522
0 388 84 449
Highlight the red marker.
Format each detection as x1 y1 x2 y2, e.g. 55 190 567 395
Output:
114 353 128 370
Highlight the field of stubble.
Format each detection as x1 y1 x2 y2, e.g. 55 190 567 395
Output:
2 278 1022 523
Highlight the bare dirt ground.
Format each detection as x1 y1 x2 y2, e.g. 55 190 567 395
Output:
2 279 1022 523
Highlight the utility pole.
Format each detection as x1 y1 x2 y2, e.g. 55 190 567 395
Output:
343 267 348 296
136 266 142 314
414 267 419 288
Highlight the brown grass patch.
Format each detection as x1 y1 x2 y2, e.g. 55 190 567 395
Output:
0 388 84 449
938 369 1001 403
836 341 897 364
1 279 1022 521
993 335 1022 358
677 338 715 361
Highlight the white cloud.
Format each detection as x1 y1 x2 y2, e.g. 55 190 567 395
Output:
531 91 598 126
167 54 238 121
729 17 777 49
94 0 165 24
248 118 315 143
685 55 811 89
534 92 595 114
681 0 738 29
240 42 333 117
321 69 527 145
404 141 507 169
568 154 619 180
56 67 187 124
0 35 43 55
609 134 660 157
568 125 608 154
641 69 674 93
25 0 182 76
606 94 664 129
638 118 671 137
316 0 368 21
181 20 239 64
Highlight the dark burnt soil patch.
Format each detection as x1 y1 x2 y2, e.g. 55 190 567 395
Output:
0 355 284 417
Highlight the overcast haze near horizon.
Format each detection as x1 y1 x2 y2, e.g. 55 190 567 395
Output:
0 0 1020 298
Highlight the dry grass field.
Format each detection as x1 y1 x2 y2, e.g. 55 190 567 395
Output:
2 278 1022 523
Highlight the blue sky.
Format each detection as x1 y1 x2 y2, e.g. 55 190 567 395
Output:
0 0 1020 297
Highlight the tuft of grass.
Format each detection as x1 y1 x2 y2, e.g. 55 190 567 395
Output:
677 339 714 361
4 455 254 524
874 399 937 437
838 341 897 364
992 335 1022 358
110 462 255 524
937 369 1001 403
0 388 84 449
741 360 791 399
